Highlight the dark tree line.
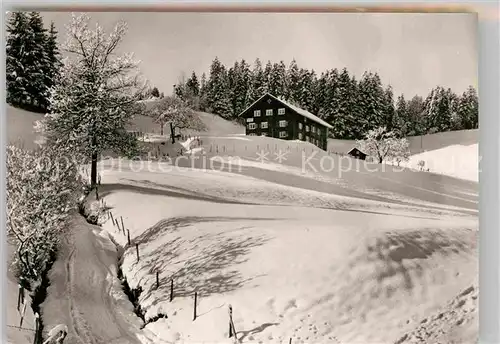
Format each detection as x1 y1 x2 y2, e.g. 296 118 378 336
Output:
174 57 478 139
6 12 62 113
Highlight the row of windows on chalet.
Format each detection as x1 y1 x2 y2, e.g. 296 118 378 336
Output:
247 120 288 129
252 108 287 117
239 93 332 150
246 109 325 135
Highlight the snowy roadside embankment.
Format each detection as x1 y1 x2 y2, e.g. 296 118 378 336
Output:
40 214 170 344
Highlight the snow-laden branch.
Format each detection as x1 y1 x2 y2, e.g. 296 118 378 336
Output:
44 13 147 186
357 126 410 165
6 145 83 287
147 96 207 133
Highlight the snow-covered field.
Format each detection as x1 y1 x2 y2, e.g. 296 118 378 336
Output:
91 159 477 344
402 144 478 182
7 104 478 343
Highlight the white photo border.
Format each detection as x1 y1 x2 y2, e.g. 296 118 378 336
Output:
0 1 496 343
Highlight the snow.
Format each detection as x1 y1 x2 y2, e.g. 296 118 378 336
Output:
203 136 252 141
94 159 477 344
403 144 478 182
211 156 476 213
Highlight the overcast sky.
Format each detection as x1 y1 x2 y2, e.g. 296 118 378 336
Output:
41 11 477 98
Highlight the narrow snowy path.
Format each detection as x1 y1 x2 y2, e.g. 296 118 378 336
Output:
41 216 145 344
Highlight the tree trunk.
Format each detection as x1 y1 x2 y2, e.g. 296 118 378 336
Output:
160 122 164 136
91 152 98 188
379 156 383 164
170 122 175 144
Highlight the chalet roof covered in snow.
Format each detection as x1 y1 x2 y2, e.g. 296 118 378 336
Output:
239 93 334 129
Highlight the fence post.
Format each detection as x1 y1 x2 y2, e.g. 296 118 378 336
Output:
135 243 139 262
170 279 174 302
193 292 198 321
33 313 40 344
127 228 131 246
156 271 159 289
17 284 22 311
120 216 125 234
228 304 237 341
19 300 27 327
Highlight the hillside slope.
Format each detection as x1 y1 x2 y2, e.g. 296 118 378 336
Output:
94 160 477 344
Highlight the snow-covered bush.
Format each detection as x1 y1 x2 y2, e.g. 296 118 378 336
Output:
391 137 410 167
6 145 83 289
418 160 426 171
357 126 410 165
142 95 207 138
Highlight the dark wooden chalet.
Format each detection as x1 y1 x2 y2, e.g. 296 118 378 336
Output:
347 147 368 160
238 93 333 150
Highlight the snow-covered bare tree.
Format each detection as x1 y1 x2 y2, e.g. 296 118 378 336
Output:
43 13 145 187
391 137 411 167
149 96 206 141
6 145 82 288
357 126 401 164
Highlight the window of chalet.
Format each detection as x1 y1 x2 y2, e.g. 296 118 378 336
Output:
278 108 285 115
298 123 303 130
254 110 261 117
306 125 310 132
298 133 303 140
279 120 287 127
248 123 256 130
246 118 254 123
261 122 268 129
266 109 273 116
306 136 310 142
312 126 316 133
279 131 287 138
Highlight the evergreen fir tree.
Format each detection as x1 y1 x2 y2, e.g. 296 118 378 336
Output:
456 86 478 130
276 60 287 98
151 87 160 98
357 71 386 135
249 58 267 101
330 68 360 139
207 57 231 118
200 73 207 95
314 72 329 120
6 12 31 107
393 94 408 136
298 68 316 112
26 12 50 110
406 95 426 136
186 71 200 96
383 85 396 131
286 59 301 103
45 21 62 93
199 72 208 111
264 60 273 93
228 60 252 117
424 86 455 133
